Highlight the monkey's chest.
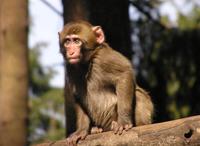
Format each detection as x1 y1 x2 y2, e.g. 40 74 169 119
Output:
74 68 118 130
84 82 118 130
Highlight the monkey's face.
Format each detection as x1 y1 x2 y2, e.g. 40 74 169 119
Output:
59 21 105 65
62 34 83 64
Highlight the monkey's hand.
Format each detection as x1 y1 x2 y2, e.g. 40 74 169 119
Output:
111 121 133 135
65 130 88 146
91 126 103 134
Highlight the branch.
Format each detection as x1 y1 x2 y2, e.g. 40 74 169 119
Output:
129 1 168 29
35 115 200 146
40 0 63 17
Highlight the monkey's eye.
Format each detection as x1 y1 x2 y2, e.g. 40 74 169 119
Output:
74 38 82 45
64 39 71 47
63 37 82 47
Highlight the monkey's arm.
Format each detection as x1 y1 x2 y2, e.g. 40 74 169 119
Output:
65 82 90 144
66 102 90 145
116 70 134 125
100 49 135 133
66 78 91 132
75 103 90 132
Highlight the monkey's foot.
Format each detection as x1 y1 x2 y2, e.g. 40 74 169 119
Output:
91 126 103 134
65 130 88 146
111 121 133 135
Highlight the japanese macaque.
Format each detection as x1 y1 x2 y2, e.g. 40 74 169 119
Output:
58 21 154 145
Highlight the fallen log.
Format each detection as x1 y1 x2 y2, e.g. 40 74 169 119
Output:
36 115 200 146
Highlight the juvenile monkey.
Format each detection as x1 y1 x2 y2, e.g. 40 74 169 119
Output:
58 21 153 145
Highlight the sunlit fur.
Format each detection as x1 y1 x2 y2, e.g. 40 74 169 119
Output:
59 21 154 145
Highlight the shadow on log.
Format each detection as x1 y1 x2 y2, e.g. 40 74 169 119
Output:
35 115 200 146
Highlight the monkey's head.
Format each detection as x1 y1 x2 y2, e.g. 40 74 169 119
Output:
58 21 105 64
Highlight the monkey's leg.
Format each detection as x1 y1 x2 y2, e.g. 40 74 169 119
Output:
135 87 154 126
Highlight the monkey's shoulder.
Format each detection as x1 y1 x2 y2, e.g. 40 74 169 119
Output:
94 46 133 72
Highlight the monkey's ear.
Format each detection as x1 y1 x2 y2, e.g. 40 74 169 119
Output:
58 32 63 50
58 32 61 37
92 26 105 44
58 32 61 41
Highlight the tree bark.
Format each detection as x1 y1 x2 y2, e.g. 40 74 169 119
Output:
62 0 89 23
0 0 28 146
35 115 200 146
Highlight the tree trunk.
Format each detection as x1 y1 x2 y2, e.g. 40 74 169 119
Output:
0 0 28 146
62 0 89 23
35 115 200 146
88 0 133 59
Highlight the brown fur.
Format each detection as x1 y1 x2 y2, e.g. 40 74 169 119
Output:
59 21 154 145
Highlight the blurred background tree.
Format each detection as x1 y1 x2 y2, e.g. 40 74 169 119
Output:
0 0 28 146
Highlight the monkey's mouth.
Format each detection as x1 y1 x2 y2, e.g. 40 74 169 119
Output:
68 57 80 64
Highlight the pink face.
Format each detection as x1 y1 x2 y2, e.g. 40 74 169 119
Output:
64 34 83 64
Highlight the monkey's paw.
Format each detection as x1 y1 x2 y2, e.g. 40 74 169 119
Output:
111 121 133 135
91 126 103 134
65 130 88 146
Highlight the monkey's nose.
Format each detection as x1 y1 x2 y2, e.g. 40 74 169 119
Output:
69 51 75 55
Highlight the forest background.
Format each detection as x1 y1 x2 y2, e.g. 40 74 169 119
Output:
0 0 200 146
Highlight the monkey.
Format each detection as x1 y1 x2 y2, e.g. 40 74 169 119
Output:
58 20 154 145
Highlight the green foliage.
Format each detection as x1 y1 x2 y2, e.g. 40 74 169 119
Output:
131 1 200 122
178 6 200 30
28 44 65 144
29 88 65 144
